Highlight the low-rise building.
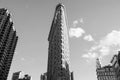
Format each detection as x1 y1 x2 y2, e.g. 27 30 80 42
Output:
96 51 120 80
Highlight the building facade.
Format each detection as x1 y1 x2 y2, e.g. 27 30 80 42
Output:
12 71 24 80
41 73 47 80
96 51 120 80
19 74 31 80
41 3 74 80
12 71 31 80
0 8 18 80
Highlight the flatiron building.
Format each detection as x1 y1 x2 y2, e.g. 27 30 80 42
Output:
0 8 18 80
41 3 74 80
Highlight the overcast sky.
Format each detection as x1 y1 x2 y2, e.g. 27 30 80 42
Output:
0 0 120 80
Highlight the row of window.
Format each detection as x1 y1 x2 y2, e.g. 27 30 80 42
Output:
98 76 116 80
97 71 115 76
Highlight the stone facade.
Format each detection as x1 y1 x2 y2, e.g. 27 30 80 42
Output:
12 71 23 80
41 3 74 80
19 74 31 80
40 73 47 80
96 51 120 80
0 8 18 80
12 71 31 80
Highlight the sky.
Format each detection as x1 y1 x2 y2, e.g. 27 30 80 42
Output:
0 0 120 80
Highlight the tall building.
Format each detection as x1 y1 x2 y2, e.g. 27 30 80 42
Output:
12 71 31 80
96 51 120 80
0 8 18 80
41 3 74 80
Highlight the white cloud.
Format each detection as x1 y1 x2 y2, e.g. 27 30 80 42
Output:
84 35 94 41
79 18 84 23
73 20 78 27
99 46 109 56
82 52 97 58
100 30 120 46
69 18 85 38
72 18 84 27
69 27 85 38
82 29 120 60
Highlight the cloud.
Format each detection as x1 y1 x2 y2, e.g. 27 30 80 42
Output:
69 18 95 42
82 52 97 58
73 20 78 27
84 35 94 41
100 30 120 46
69 27 85 38
73 18 83 27
82 29 120 60
79 18 84 23
69 18 85 38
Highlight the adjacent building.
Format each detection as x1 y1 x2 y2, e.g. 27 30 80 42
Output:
96 51 120 80
19 74 31 80
41 3 74 80
0 8 18 80
12 71 24 80
12 71 31 80
40 73 47 80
